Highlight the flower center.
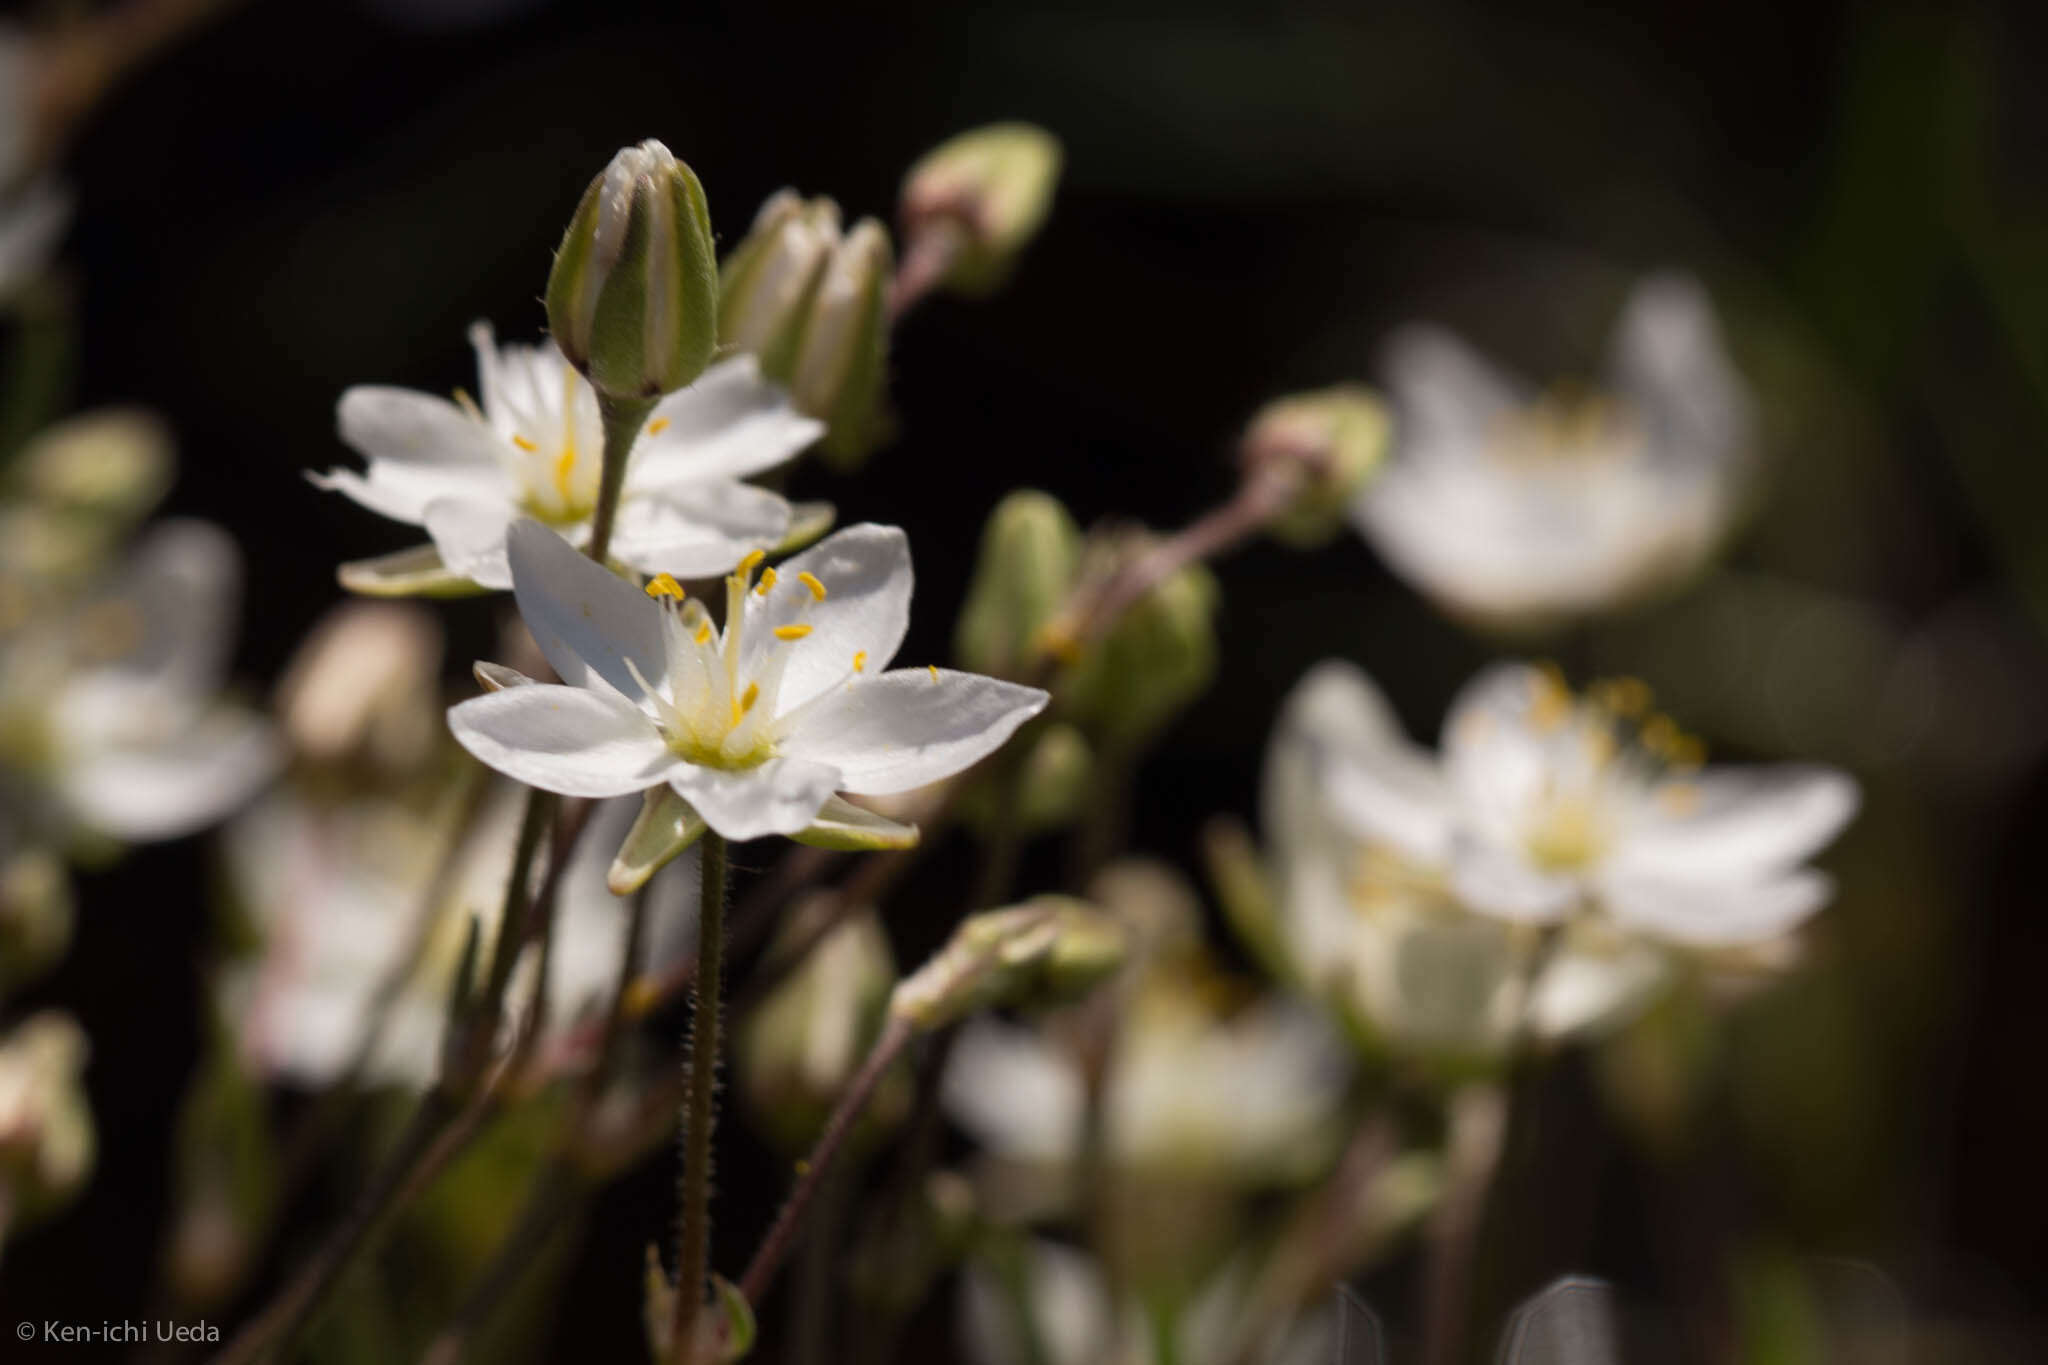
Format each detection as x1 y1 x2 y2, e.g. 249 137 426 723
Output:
1516 667 1704 872
1488 389 1641 468
626 552 836 771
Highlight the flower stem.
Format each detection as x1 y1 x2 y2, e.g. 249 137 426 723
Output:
588 393 658 566
887 218 967 322
737 1015 915 1307
669 830 729 1363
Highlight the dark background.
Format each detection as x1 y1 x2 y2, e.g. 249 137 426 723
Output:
4 0 2048 1359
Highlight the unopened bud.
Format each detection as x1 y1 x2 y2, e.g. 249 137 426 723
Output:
546 139 718 400
718 190 841 378
789 218 893 469
1061 529 1219 746
900 123 1062 296
0 1012 95 1224
954 490 1081 681
275 602 443 775
738 902 900 1152
15 408 174 527
891 897 1125 1032
0 846 72 991
1242 386 1390 547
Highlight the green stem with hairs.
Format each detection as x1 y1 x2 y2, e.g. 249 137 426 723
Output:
669 830 728 1363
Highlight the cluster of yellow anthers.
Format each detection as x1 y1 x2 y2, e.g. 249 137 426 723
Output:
1487 387 1642 467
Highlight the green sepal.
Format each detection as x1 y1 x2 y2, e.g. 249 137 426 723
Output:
791 795 921 852
607 785 707 895
336 543 490 599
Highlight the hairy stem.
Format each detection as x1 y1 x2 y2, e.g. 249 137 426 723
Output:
668 831 729 1363
587 393 658 566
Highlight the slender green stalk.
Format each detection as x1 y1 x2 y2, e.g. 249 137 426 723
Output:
588 393 658 565
669 831 729 1363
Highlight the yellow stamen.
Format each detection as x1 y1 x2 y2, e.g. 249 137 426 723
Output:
852 651 867 673
739 681 760 715
774 624 812 641
755 567 779 596
738 549 766 575
797 571 826 601
647 417 671 436
1530 663 1572 731
644 573 685 601
553 447 577 503
453 387 483 421
928 664 940 682
694 620 714 645
510 434 538 452
1592 676 1652 719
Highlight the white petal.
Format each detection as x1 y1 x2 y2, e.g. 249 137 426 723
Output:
664 756 841 841
780 668 1048 795
1612 766 1858 882
1279 663 1454 864
1449 834 1578 923
941 1017 1082 1163
1599 869 1834 947
422 496 521 590
336 385 507 469
627 355 824 486
1529 942 1669 1039
505 518 668 702
744 523 913 711
447 684 673 797
60 705 280 841
1380 323 1529 467
1440 663 1555 845
1606 272 1751 472
310 460 510 527
608 481 792 579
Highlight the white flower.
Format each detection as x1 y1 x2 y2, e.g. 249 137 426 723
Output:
1264 663 1671 1052
312 324 822 589
1355 274 1752 625
449 518 1050 841
0 520 279 843
224 783 696 1088
941 979 1343 1188
1297 660 1857 954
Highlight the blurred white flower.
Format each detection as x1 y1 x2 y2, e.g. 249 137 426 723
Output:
0 520 279 843
449 519 1047 841
0 30 69 298
1263 662 1672 1053
313 324 822 588
0 1010 94 1224
1292 659 1857 957
1355 275 1751 625
959 1239 1331 1365
942 965 1344 1189
224 783 695 1088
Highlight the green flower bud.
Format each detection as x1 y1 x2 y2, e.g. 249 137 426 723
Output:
901 123 1062 296
789 217 894 469
1242 385 1391 547
718 190 841 381
0 1011 95 1225
0 846 72 991
738 901 902 1152
1061 529 1220 748
14 408 174 527
954 490 1082 681
546 139 718 401
890 897 1126 1032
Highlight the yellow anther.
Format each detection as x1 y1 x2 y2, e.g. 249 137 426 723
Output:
739 681 760 715
928 664 940 682
510 434 538 452
852 651 867 673
1600 676 1653 718
622 977 661 1019
553 448 578 502
755 567 779 596
453 387 483 421
1666 733 1706 769
738 549 766 575
798 571 827 602
774 624 812 641
1640 715 1680 758
1656 781 1701 815
694 619 714 645
1530 663 1573 731
644 574 685 601
646 417 671 436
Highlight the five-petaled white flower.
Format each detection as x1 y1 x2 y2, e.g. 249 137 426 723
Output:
312 323 823 589
448 518 1050 841
1308 660 1858 950
0 520 279 843
1354 274 1752 626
